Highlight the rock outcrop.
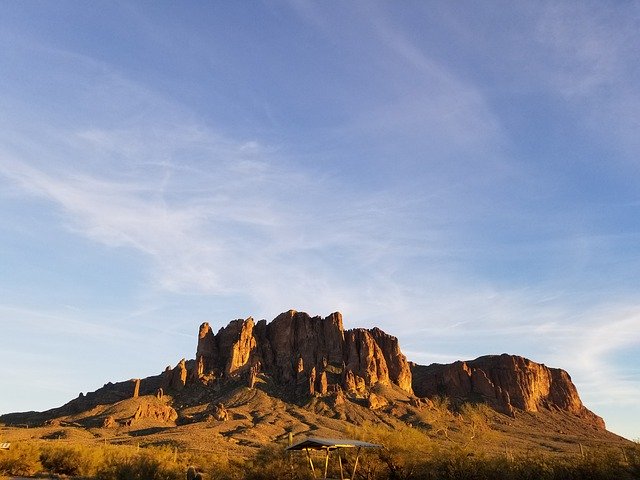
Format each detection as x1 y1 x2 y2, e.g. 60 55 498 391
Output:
16 310 603 434
367 392 388 410
126 401 178 425
195 310 414 396
131 378 140 398
102 415 116 428
170 359 188 390
411 354 604 428
211 403 228 421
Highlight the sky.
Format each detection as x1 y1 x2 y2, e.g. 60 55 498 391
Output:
0 1 638 441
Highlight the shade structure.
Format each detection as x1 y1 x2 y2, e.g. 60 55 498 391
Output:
286 436 382 451
286 436 382 479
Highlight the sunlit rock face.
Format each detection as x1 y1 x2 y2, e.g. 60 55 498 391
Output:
411 353 605 428
195 309 414 396
4 309 605 436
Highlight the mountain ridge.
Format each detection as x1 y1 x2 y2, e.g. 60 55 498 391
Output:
1 309 622 457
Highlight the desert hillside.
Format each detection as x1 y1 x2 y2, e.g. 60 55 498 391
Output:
0 310 632 462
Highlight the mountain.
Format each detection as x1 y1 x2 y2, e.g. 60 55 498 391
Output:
411 354 605 428
0 310 628 457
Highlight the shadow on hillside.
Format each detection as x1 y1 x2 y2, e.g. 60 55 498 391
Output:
128 426 172 436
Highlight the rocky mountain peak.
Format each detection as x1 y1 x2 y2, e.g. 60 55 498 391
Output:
193 312 602 427
194 310 413 396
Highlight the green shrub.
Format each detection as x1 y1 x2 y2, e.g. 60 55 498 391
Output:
179 449 245 480
627 445 640 478
40 444 102 476
242 443 314 480
96 446 183 480
0 442 41 476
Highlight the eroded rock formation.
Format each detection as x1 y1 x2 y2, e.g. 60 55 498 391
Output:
195 310 413 396
102 415 116 428
411 354 604 428
130 402 178 423
131 378 140 398
367 392 388 410
212 403 228 421
27 309 603 433
166 359 188 390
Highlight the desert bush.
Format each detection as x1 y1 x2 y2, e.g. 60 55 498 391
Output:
406 451 636 480
181 449 246 480
628 445 640 478
343 422 435 479
40 443 102 476
96 446 183 480
457 403 495 448
562 450 633 480
343 423 639 480
0 442 41 476
242 443 310 480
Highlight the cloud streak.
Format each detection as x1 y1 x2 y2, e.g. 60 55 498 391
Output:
534 2 640 157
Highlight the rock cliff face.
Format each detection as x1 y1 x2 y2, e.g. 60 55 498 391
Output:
195 310 413 396
26 310 602 431
411 354 604 428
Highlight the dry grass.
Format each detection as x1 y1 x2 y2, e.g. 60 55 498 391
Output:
0 433 638 480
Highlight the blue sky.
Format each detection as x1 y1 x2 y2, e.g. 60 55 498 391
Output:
0 1 639 440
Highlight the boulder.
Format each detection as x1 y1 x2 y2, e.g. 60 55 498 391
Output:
212 403 228 421
102 415 116 428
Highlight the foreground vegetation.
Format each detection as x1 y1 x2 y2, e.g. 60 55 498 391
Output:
0 430 638 480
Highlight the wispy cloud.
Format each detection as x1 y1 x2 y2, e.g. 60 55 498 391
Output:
534 2 640 156
0 118 436 320
1 4 639 437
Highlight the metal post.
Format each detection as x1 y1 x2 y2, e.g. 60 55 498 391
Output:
305 448 317 478
323 448 330 479
288 432 294 479
351 447 362 480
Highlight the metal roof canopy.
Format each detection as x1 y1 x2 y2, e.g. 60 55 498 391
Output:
286 437 382 480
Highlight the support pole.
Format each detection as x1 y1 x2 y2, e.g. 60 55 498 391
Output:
323 448 330 479
338 454 344 480
305 448 317 478
288 432 294 478
351 447 362 480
